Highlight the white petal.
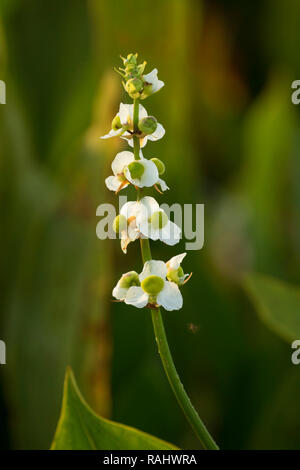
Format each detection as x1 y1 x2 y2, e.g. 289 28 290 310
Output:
136 197 160 236
140 196 160 216
157 281 183 311
139 260 167 282
166 253 187 270
105 175 128 192
157 178 169 191
119 103 132 125
153 79 164 93
101 129 121 139
120 201 140 219
125 286 148 308
139 222 159 241
138 104 148 119
143 68 158 84
143 69 164 93
160 220 181 246
124 159 159 188
112 282 128 300
112 151 134 175
147 123 165 142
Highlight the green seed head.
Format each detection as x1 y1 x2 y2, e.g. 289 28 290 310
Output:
151 158 165 175
125 77 144 99
127 161 145 180
141 275 164 295
138 116 157 135
150 211 168 230
167 267 184 285
119 271 140 289
113 214 127 234
112 115 122 131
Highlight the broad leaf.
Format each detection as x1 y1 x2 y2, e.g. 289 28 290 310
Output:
244 273 300 342
51 368 178 450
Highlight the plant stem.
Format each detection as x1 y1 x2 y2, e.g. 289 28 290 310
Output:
132 99 219 450
133 98 140 161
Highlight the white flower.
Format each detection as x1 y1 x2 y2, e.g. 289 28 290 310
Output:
141 68 164 98
124 153 168 190
100 103 165 148
136 196 181 246
166 253 190 285
113 260 183 311
116 196 180 253
105 151 168 193
105 151 132 192
118 201 141 253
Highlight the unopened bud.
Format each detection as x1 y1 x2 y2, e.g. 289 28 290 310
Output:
138 116 157 135
125 77 143 99
113 214 127 234
151 158 165 175
122 53 138 66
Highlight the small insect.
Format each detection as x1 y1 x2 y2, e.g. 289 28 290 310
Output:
187 323 200 334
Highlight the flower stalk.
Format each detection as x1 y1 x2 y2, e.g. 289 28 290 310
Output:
101 53 219 450
134 100 219 451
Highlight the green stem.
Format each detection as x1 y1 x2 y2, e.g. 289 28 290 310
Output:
133 99 219 450
133 98 140 161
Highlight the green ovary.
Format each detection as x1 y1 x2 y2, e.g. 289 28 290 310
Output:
167 267 184 285
141 275 164 295
119 271 140 289
150 211 168 230
112 115 122 131
151 158 165 175
113 214 127 233
127 161 145 180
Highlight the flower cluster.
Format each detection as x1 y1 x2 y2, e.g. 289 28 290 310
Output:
101 53 191 311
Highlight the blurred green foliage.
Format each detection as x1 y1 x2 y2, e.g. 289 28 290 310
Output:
0 0 300 450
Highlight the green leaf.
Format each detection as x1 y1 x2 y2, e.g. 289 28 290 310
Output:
244 273 300 342
51 368 178 450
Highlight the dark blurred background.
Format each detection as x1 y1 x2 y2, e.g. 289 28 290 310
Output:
0 0 300 450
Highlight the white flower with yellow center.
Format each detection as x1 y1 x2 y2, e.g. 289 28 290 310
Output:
105 151 169 193
100 103 165 148
113 260 183 311
114 196 180 253
136 196 181 246
113 201 141 254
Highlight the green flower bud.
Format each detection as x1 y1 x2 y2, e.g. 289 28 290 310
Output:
141 275 164 295
127 161 145 180
125 77 143 99
137 61 147 75
119 271 140 289
138 116 157 135
150 211 168 230
113 214 127 234
151 158 165 175
112 115 122 131
122 53 138 66
140 83 153 99
167 267 185 285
